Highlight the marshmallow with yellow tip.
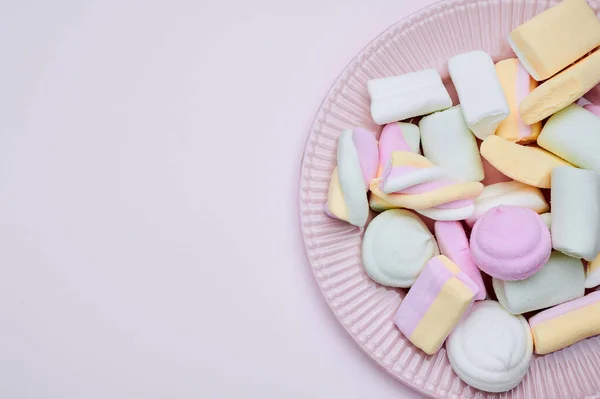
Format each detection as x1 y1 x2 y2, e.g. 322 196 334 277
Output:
465 181 549 227
494 58 541 144
493 251 585 315
448 51 509 139
370 151 484 221
537 104 600 174
509 0 600 82
369 122 420 212
520 50 600 124
551 167 600 261
393 255 479 355
325 128 378 226
480 135 573 188
586 254 600 289
368 69 452 125
529 291 600 355
419 106 484 182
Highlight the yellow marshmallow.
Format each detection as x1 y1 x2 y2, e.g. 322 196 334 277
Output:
520 50 600 124
369 193 397 212
509 0 600 81
495 58 541 143
480 136 573 188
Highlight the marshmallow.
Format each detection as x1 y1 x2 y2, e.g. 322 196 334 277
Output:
362 209 439 287
494 58 541 144
540 212 552 230
447 301 532 393
448 51 509 139
509 0 600 81
480 135 573 188
369 193 395 213
369 151 483 220
586 254 600 289
325 128 378 226
520 50 600 124
584 103 600 117
368 69 452 125
434 221 486 300
470 205 551 280
537 104 600 174
493 252 585 315
419 106 484 182
529 291 600 355
378 122 421 177
551 167 600 261
465 181 549 227
393 255 478 355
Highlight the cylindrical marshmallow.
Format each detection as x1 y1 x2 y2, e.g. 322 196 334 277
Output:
419 105 484 182
393 255 478 355
470 205 551 280
434 221 486 300
325 128 378 227
529 291 600 355
465 181 549 227
493 251 585 315
551 167 600 261
362 209 439 287
368 69 452 125
448 51 509 140
508 0 600 81
537 104 600 174
447 301 532 393
494 58 542 144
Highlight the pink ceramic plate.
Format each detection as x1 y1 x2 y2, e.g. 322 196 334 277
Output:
299 0 600 398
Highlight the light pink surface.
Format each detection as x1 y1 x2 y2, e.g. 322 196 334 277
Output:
470 206 551 280
434 221 486 300
1 0 441 398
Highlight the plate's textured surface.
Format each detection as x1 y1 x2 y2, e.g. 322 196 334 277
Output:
299 0 600 397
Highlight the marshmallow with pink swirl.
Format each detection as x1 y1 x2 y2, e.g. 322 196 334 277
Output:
369 151 484 221
325 128 378 227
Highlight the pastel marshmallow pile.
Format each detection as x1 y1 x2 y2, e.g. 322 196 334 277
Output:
322 0 600 393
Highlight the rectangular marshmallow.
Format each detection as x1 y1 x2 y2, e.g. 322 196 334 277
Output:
537 104 600 174
493 251 585 315
393 255 478 355
529 291 600 355
520 50 600 124
368 69 452 125
419 106 484 182
551 167 600 261
509 0 600 81
448 51 509 139
494 58 542 143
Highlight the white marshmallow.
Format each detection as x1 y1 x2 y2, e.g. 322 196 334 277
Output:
362 209 439 287
396 123 421 154
586 254 600 289
416 205 475 222
493 252 585 315
419 106 484 182
448 51 510 139
465 181 549 226
551 167 600 261
367 69 452 125
447 301 532 393
540 212 551 230
538 104 600 173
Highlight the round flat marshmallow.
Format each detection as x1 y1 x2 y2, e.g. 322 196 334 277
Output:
470 205 551 280
362 209 439 287
447 300 533 393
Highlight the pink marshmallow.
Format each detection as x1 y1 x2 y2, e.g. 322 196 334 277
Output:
470 205 551 281
434 221 486 300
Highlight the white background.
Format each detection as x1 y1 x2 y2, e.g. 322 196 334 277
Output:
0 0 434 397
